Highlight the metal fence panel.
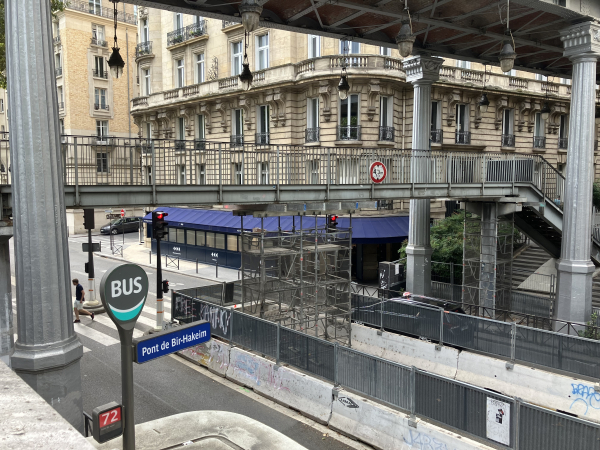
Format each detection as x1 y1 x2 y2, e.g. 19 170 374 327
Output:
444 313 513 358
351 293 382 327
415 371 515 447
279 327 335 381
177 285 223 306
515 326 600 378
519 403 600 450
431 281 462 302
382 300 440 342
337 347 412 411
231 311 278 359
511 291 553 318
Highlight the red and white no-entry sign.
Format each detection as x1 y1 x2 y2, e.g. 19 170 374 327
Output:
369 161 387 184
120 209 125 217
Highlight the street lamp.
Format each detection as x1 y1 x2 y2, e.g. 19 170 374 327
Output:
541 101 551 121
395 20 415 58
337 68 350 100
108 0 125 79
479 93 490 113
498 40 516 73
239 31 253 91
239 0 262 33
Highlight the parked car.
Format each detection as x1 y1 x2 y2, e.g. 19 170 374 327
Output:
100 217 142 235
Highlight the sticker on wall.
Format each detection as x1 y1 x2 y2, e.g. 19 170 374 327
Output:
486 397 511 446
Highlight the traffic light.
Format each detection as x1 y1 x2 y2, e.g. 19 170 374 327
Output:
152 211 168 240
83 208 95 230
162 280 169 293
329 215 338 229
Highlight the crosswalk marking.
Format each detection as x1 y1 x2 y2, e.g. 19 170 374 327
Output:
74 322 119 346
92 313 144 339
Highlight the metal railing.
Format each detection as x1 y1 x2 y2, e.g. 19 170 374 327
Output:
559 137 568 149
455 130 471 144
94 103 109 111
173 289 600 450
230 135 244 147
378 126 394 142
92 69 108 79
167 21 207 47
337 125 361 141
67 0 138 25
501 134 515 147
135 41 153 58
534 136 546 148
55 67 62 77
305 127 320 143
255 132 270 145
430 129 443 144
53 34 61 45
90 37 107 47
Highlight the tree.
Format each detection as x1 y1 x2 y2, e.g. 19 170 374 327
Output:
0 0 68 89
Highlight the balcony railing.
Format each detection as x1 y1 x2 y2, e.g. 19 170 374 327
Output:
534 136 546 149
431 129 443 144
67 0 138 25
174 140 186 152
559 137 568 149
195 139 206 151
132 97 148 107
91 37 107 47
455 131 471 145
501 134 515 147
305 128 320 143
167 21 207 47
222 20 239 28
255 132 270 145
58 102 64 110
94 103 109 111
53 34 61 45
55 67 62 77
93 69 108 79
230 135 244 147
219 76 238 89
337 125 361 141
379 126 395 142
93 136 114 145
135 41 153 59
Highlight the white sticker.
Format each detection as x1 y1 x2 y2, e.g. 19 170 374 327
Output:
486 397 511 446
395 264 400 275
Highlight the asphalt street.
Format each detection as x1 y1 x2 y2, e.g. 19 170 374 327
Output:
9 231 365 450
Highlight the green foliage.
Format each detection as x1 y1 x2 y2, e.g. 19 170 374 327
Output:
593 182 600 211
579 312 600 340
0 1 67 89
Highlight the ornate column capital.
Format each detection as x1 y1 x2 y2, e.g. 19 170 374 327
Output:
560 22 600 60
402 55 444 84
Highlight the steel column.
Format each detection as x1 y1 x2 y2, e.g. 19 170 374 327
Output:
402 55 444 296
555 23 600 326
0 228 13 366
479 202 498 311
6 0 83 431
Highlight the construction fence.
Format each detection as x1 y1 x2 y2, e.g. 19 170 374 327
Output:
172 288 600 450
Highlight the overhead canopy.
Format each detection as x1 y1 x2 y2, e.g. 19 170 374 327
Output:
129 0 599 81
143 208 409 243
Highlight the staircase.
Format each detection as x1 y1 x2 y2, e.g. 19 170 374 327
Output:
512 244 553 290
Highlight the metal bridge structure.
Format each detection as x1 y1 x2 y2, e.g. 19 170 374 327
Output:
2 0 599 434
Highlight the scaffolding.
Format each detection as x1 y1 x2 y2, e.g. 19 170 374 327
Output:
240 215 352 346
462 205 514 313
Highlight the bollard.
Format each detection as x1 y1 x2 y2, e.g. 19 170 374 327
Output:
196 259 198 274
149 250 151 264
216 263 219 278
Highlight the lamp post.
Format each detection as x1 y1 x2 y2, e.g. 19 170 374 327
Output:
108 0 125 79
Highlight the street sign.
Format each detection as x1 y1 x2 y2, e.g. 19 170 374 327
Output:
82 242 101 252
369 161 387 184
133 321 210 364
106 214 121 219
100 263 149 331
121 209 125 217
92 402 123 444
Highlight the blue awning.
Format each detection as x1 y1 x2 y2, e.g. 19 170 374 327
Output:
144 208 408 244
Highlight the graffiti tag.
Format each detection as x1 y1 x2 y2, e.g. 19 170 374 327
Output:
403 430 457 450
569 383 600 416
338 397 359 408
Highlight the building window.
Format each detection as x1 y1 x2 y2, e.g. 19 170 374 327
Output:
339 94 360 140
196 230 206 246
197 115 205 140
338 158 358 184
256 34 269 70
89 0 102 14
59 119 65 136
146 122 152 139
509 69 517 77
534 112 546 148
455 104 470 144
141 19 149 42
456 60 470 69
196 53 205 83
232 108 243 146
257 162 269 184
92 24 105 45
227 235 238 252
430 101 442 143
96 152 108 173
379 96 393 141
559 114 569 149
257 105 269 144
55 53 62 71
308 35 320 58
143 68 151 95
96 120 109 137
94 88 107 110
174 13 183 31
340 39 360 54
177 117 185 140
502 109 515 147
57 86 64 103
94 56 106 78
145 166 152 185
307 97 319 134
231 41 243 76
233 162 243 185
178 165 186 185
186 229 195 246
197 164 205 185
380 47 391 56
307 160 320 184
176 59 185 88
535 73 547 82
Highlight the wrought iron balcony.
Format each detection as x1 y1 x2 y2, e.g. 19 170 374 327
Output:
501 134 515 147
94 103 110 111
58 102 64 110
430 129 443 144
230 135 244 147
559 137 568 149
167 28 185 46
337 125 361 141
53 34 61 45
93 136 114 145
194 139 206 151
379 126 395 142
67 0 138 25
91 37 107 47
305 128 320 143
93 69 108 79
174 140 186 152
167 21 207 47
135 41 153 59
55 67 62 77
534 136 546 149
255 132 270 145
455 131 471 145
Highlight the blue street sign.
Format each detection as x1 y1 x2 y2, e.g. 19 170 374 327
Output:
133 321 210 364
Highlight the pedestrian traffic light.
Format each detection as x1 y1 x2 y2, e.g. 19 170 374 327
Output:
152 211 168 240
83 208 95 230
329 215 338 229
162 280 169 293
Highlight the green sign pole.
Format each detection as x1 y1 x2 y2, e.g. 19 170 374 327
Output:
100 264 149 450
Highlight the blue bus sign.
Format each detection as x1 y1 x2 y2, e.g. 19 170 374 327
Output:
133 321 210 364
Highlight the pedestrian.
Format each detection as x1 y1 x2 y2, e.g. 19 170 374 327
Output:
72 278 94 323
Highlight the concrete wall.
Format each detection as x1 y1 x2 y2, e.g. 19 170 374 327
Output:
352 324 600 425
